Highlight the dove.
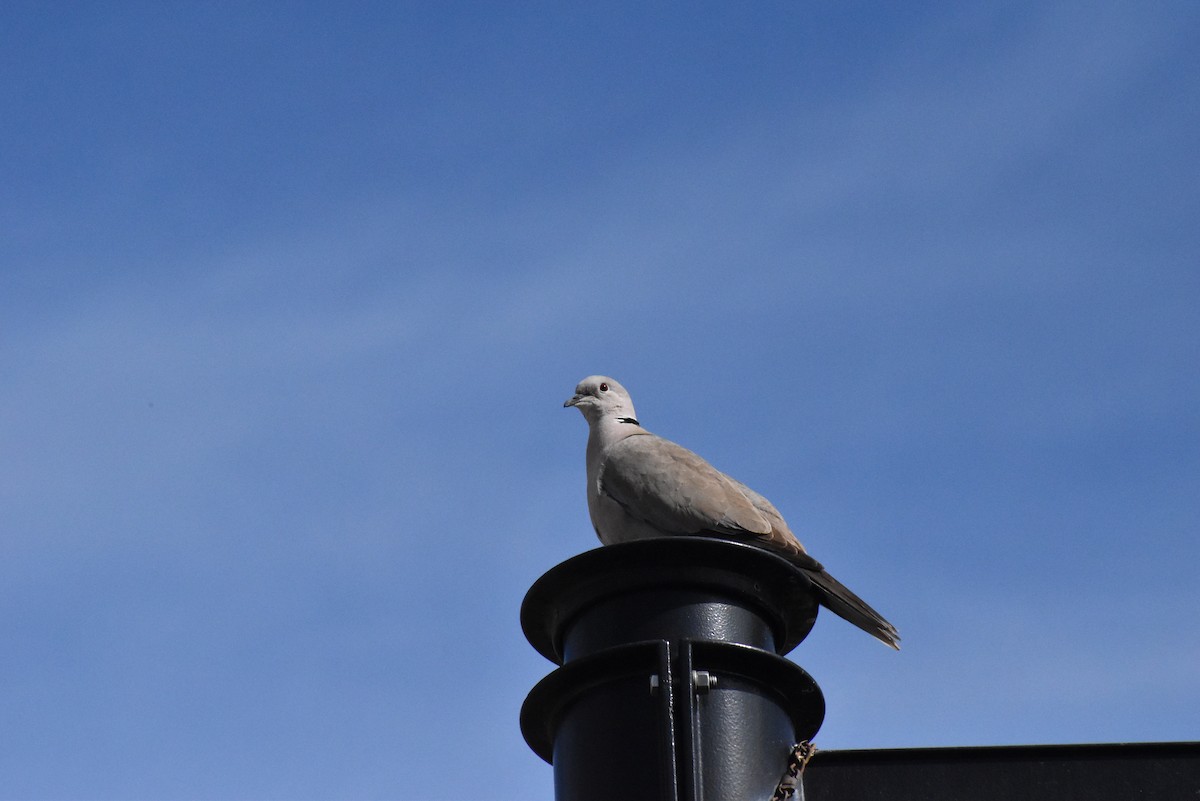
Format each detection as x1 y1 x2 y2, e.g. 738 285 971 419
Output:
564 375 900 649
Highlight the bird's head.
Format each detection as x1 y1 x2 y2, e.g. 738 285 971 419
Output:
564 375 638 424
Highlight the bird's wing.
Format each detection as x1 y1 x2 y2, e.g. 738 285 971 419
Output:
725 477 824 567
598 434 773 537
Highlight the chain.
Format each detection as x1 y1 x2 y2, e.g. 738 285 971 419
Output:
769 740 817 801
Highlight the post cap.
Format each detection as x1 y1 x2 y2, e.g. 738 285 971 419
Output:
521 536 820 664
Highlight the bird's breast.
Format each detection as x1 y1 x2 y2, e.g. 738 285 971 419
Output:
587 484 663 545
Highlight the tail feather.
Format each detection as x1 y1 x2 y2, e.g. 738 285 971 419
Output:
691 523 901 648
802 566 901 650
718 483 901 648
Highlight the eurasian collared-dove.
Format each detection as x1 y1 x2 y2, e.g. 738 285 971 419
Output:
565 375 900 649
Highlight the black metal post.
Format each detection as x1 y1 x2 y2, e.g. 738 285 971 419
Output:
521 537 827 801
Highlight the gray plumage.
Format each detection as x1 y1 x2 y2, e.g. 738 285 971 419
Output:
565 375 900 649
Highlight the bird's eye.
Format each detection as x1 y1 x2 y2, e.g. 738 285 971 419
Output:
599 382 609 392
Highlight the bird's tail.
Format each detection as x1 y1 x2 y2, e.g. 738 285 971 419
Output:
801 566 901 650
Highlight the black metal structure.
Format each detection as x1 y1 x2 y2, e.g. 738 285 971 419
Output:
520 538 1200 800
804 741 1200 800
520 537 826 801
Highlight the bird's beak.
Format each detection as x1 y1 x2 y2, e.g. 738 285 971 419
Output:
564 394 583 408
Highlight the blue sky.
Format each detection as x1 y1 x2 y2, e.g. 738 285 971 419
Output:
2 2 1198 798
